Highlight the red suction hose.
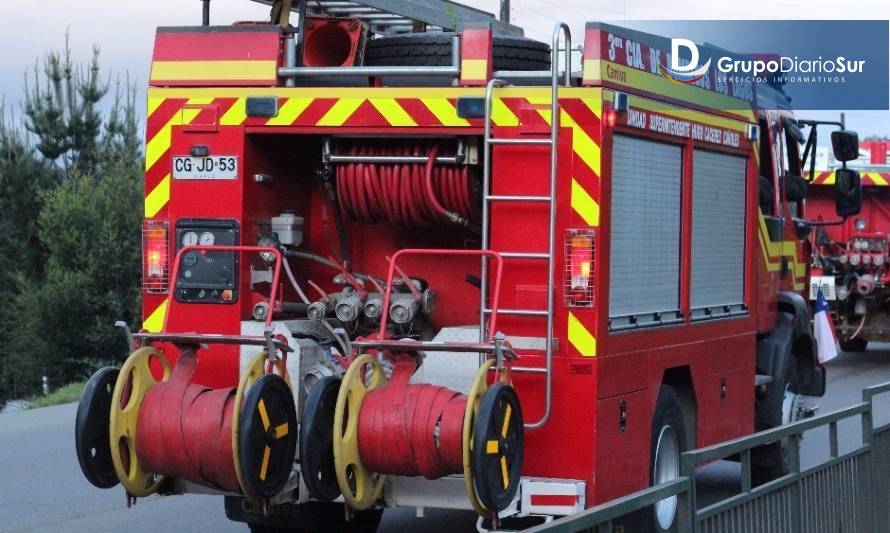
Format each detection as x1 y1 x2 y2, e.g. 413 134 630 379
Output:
337 144 477 232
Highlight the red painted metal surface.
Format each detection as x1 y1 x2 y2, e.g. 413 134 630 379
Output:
136 349 239 492
378 248 505 341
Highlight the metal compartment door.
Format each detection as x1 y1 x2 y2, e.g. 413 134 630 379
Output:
690 149 747 320
609 135 683 330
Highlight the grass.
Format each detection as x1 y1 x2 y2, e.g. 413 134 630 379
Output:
26 381 86 409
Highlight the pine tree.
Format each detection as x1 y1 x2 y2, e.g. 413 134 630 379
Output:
0 37 143 402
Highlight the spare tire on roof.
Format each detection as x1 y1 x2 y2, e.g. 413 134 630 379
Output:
364 33 551 71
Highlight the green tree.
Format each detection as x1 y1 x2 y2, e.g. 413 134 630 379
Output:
0 39 142 402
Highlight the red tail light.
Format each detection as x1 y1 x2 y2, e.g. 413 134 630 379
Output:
143 220 169 294
564 229 595 308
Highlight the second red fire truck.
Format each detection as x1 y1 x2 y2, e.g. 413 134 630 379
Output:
74 2 862 531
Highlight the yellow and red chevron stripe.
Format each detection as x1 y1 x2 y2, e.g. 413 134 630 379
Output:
811 171 890 186
142 87 605 350
756 211 808 292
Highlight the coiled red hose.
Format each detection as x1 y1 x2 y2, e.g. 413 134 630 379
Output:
357 356 466 479
337 144 474 228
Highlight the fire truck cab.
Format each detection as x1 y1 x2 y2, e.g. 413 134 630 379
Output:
808 142 890 352
74 2 862 532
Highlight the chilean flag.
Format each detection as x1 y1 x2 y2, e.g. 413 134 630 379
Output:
814 288 838 363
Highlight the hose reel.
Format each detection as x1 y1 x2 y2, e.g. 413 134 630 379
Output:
300 353 523 515
76 348 297 501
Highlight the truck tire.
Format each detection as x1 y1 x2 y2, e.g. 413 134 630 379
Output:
752 362 800 485
364 33 551 71
648 385 688 533
245 503 382 533
840 337 867 352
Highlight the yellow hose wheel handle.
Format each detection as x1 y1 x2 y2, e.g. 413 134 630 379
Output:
109 347 171 497
463 359 495 515
333 354 388 510
233 351 292 499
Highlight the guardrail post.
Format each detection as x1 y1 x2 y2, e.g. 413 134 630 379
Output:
862 387 876 533
790 433 803 532
680 452 696 533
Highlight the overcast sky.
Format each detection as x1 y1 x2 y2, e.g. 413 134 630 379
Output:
1 0 888 137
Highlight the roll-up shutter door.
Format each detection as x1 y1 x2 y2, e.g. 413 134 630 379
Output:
691 150 747 319
609 135 683 328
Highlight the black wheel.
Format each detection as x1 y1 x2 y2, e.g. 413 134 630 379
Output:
471 382 524 512
753 361 800 485
75 367 120 489
364 33 551 71
648 385 688 533
840 337 867 352
238 373 298 498
245 503 382 533
299 376 341 502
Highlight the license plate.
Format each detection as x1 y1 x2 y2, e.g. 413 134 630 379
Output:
809 276 836 300
172 155 238 180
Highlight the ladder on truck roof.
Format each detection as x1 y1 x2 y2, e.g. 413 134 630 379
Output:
250 0 524 36
480 23 571 430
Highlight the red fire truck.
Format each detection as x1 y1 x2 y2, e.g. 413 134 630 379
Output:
74 2 863 531
807 142 890 351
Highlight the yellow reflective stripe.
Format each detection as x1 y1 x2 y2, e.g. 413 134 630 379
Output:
581 95 602 119
500 456 509 489
606 89 751 131
568 311 597 357
870 172 888 186
757 211 808 285
317 98 365 127
266 97 313 126
529 99 601 175
143 299 168 333
220 98 247 126
582 59 599 82
461 59 488 80
369 98 417 127
501 404 512 438
274 422 289 439
571 179 600 226
596 60 756 123
145 97 211 171
147 97 165 119
566 112 601 175
259 445 271 481
490 98 519 127
150 60 278 81
146 86 604 102
486 440 499 454
421 98 470 127
144 175 171 218
258 399 271 429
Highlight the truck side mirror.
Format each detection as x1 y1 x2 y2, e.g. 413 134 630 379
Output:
835 168 862 217
831 130 860 162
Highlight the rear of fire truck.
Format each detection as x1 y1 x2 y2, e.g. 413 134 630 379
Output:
72 2 863 532
808 140 890 351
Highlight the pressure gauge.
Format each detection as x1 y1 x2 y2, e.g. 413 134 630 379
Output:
199 232 215 246
850 254 861 266
863 254 872 265
182 231 199 247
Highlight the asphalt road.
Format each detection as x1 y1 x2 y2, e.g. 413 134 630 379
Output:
3 347 890 533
